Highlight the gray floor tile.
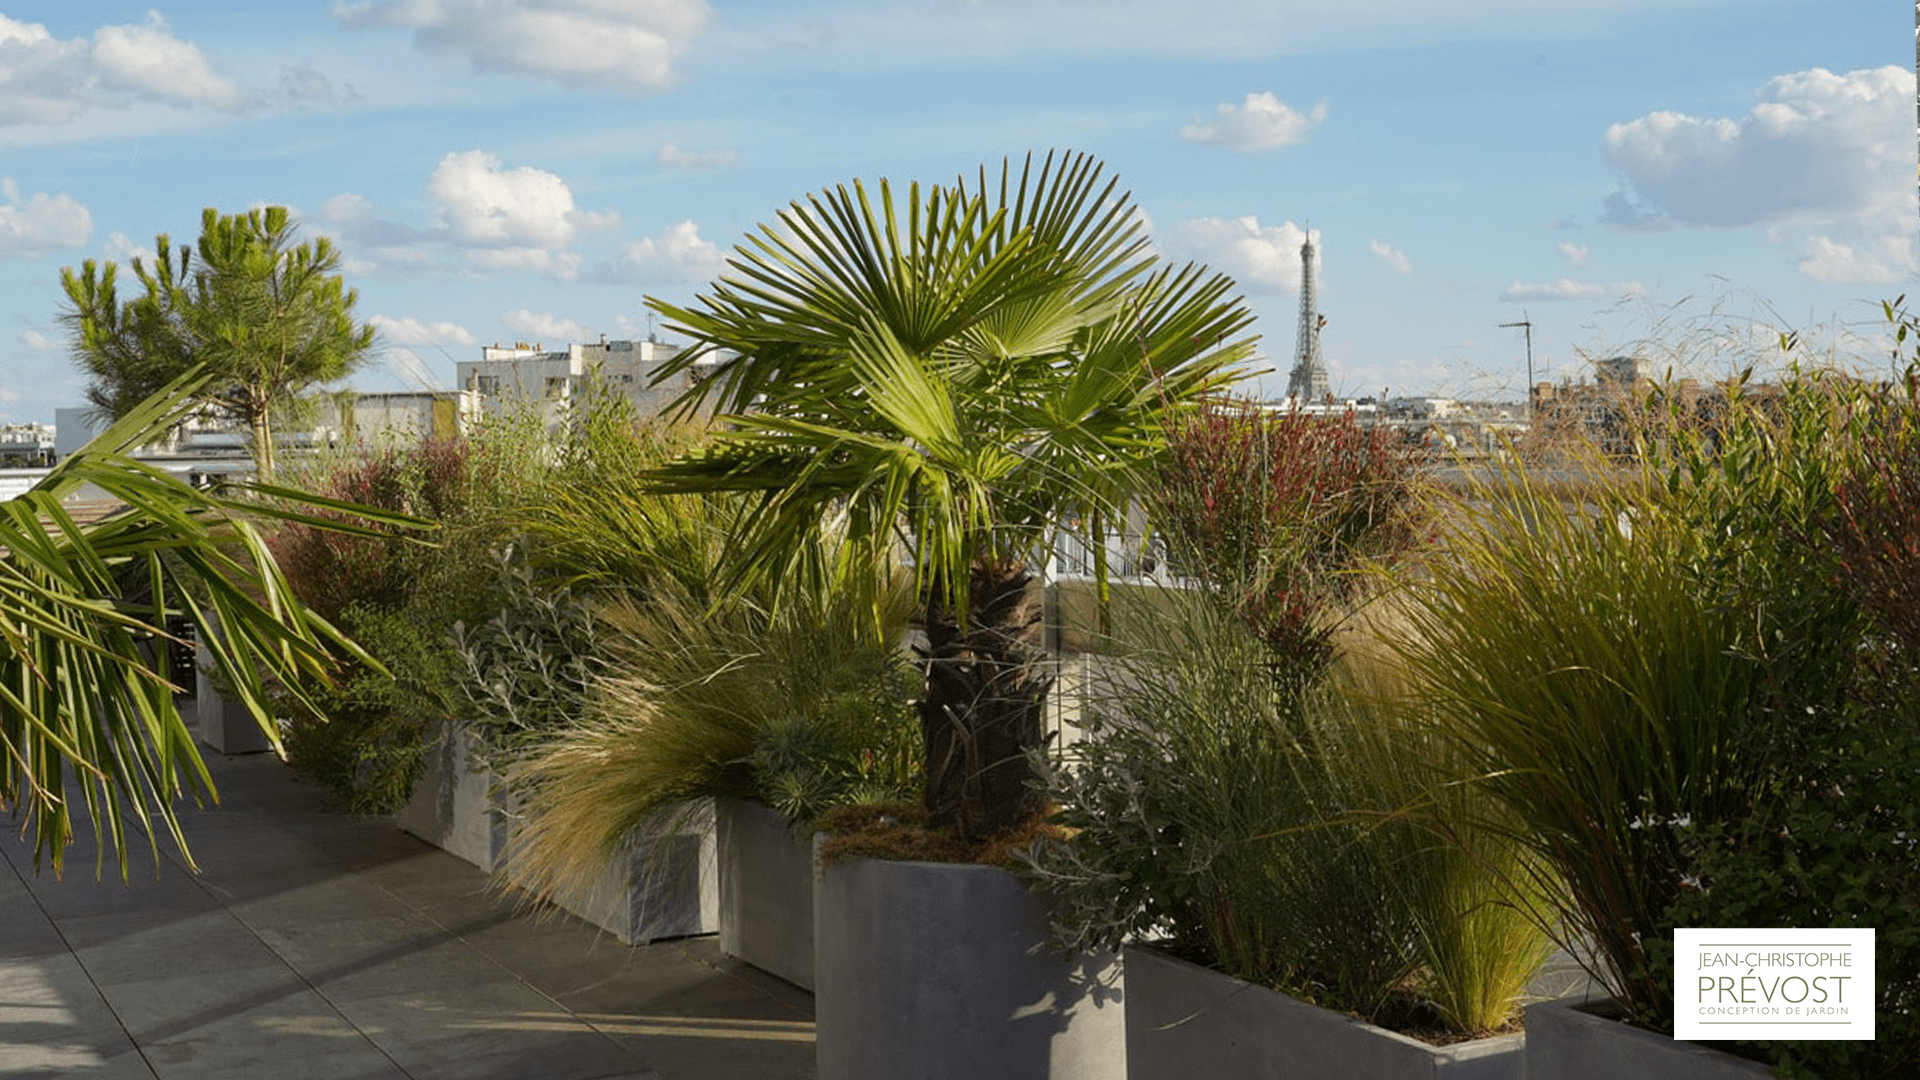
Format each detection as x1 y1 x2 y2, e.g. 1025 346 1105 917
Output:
334 978 653 1080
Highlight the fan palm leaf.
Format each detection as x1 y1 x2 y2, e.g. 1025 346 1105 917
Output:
0 368 416 878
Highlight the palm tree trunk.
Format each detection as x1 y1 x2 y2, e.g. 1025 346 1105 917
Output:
918 558 1052 840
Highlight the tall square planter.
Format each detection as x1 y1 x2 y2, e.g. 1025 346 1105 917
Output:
716 798 815 990
193 623 273 755
1524 997 1775 1080
1125 944 1523 1080
813 852 1125 1080
396 722 717 944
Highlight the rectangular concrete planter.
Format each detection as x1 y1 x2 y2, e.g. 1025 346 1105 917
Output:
1125 944 1523 1080
814 851 1125 1080
397 723 717 944
716 798 815 990
193 634 274 755
1524 997 1775 1080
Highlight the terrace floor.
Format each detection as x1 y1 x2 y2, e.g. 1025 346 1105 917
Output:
0 752 816 1080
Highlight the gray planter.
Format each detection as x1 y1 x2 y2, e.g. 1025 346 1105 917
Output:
396 722 717 944
814 852 1125 1080
193 633 274 755
395 724 508 871
1125 944 1522 1080
1524 997 1775 1080
716 798 815 990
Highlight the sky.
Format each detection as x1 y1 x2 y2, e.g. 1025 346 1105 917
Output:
0 0 1915 426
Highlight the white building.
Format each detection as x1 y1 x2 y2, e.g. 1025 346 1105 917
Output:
455 337 717 426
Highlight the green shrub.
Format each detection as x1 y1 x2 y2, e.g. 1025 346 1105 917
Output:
1657 359 1920 1078
1022 588 1549 1036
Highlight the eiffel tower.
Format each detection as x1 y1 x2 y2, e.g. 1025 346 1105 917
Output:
1285 234 1330 404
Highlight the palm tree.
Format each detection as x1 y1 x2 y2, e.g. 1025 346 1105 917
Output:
646 152 1257 840
1 370 403 879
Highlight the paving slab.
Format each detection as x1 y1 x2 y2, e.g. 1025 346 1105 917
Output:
0 751 814 1079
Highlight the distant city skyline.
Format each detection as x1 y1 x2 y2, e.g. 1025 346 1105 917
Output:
0 1 1914 426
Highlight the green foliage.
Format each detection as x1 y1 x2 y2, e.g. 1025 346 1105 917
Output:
1392 363 1874 1027
449 545 601 772
271 431 537 812
646 150 1257 840
502 532 920 908
1021 589 1549 1036
1653 355 1920 1078
1151 399 1427 683
62 206 375 481
0 369 408 878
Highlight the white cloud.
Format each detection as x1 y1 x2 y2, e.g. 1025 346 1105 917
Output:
371 314 478 348
1182 92 1325 150
1369 239 1411 274
1166 216 1315 293
369 315 476 388
1797 235 1918 284
18 329 58 352
334 0 709 91
467 246 584 279
0 15 88 124
1498 279 1645 302
98 231 153 266
428 150 617 251
1601 65 1916 229
616 220 726 282
502 309 591 343
0 178 90 257
91 13 244 112
659 143 737 168
1558 241 1590 268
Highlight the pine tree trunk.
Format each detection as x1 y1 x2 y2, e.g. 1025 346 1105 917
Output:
918 558 1052 841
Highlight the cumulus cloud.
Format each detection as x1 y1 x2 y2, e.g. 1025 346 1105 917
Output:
334 0 709 91
1797 235 1918 284
91 12 244 111
1182 92 1326 150
1557 241 1590 268
658 143 737 168
1369 239 1411 274
369 314 477 387
428 150 617 250
18 329 58 352
0 178 90 257
614 220 726 282
1601 65 1915 229
1498 279 1645 303
503 309 591 343
0 12 313 127
1166 216 1315 293
467 246 585 279
371 314 478 349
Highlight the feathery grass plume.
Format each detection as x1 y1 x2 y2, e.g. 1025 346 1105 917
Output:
1386 384 1865 1025
1024 580 1551 1037
500 525 918 911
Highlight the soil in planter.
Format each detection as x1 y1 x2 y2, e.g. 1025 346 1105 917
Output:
815 802 1066 868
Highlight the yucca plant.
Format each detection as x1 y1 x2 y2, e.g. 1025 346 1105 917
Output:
0 368 409 878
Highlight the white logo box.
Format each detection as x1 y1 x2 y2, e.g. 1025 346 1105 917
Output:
1674 927 1875 1041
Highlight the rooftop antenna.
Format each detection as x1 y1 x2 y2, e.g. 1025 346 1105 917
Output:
1500 312 1534 421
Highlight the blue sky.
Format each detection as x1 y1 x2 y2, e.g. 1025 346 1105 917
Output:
0 1 1914 426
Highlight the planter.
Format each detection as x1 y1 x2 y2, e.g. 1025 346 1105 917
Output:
395 723 508 871
396 722 717 944
814 852 1125 1080
1524 996 1774 1080
193 631 273 755
716 798 815 990
1125 944 1523 1080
